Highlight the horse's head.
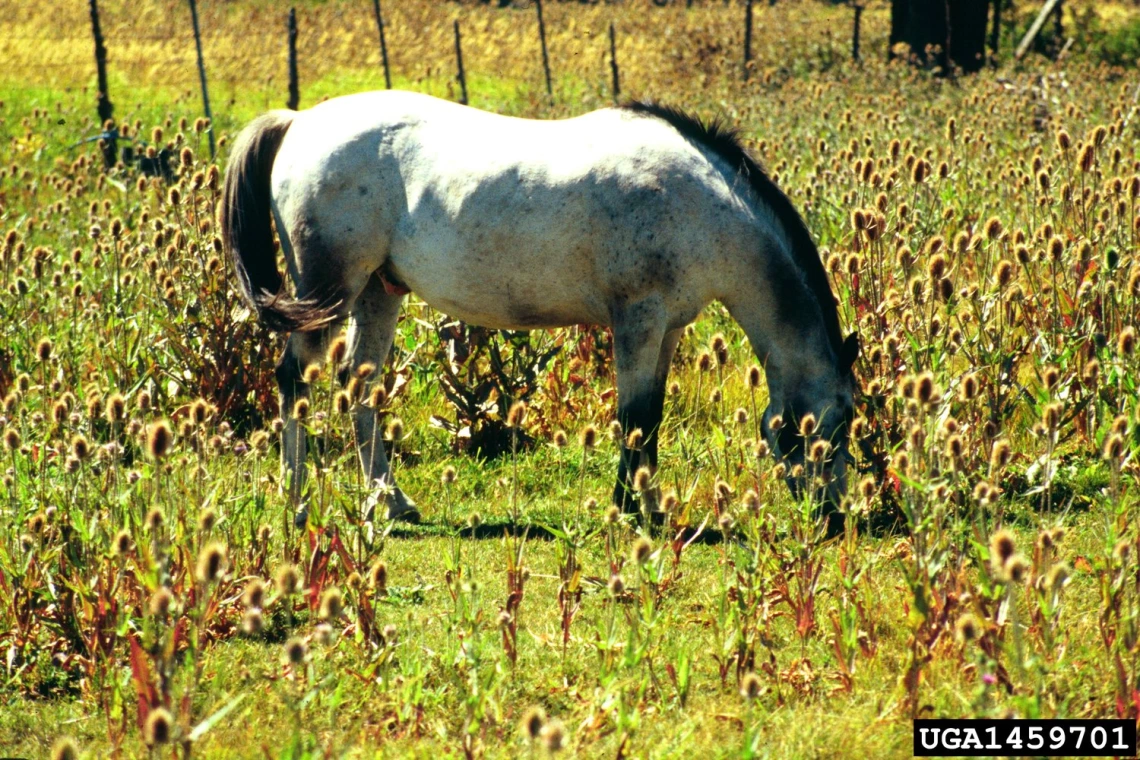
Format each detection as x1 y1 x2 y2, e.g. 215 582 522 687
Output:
761 332 860 514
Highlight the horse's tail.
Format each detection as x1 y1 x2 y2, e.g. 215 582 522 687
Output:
221 110 333 333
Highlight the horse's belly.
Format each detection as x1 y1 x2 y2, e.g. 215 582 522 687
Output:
391 245 606 331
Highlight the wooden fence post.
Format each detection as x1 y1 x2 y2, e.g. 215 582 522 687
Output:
743 0 754 79
454 21 468 106
609 22 620 102
989 0 1002 62
372 0 392 89
287 8 300 110
535 0 553 100
187 0 216 160
88 0 116 168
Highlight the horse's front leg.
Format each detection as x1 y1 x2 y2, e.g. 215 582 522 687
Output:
346 274 418 522
611 299 670 513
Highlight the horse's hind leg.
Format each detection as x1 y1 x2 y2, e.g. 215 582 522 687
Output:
277 328 333 524
610 298 670 513
345 273 416 521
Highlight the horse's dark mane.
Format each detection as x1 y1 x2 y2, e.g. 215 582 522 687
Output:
621 100 843 358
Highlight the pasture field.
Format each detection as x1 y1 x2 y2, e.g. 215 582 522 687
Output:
3 0 1140 757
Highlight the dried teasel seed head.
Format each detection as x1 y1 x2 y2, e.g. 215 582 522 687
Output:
1004 554 1030 584
540 719 565 753
740 672 763 701
989 529 1016 573
327 335 348 366
553 430 568 448
798 413 817 437
625 427 644 449
631 536 653 565
990 439 1012 471
521 706 546 741
144 707 173 745
441 465 457 485
319 586 344 620
747 364 762 389
506 400 527 428
50 737 80 760
633 466 652 492
195 542 228 584
243 579 266 609
146 420 173 459
284 636 307 665
275 563 302 596
954 613 981 644
579 424 598 450
385 417 404 441
369 560 388 591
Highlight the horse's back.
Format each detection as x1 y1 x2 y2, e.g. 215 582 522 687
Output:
271 91 746 330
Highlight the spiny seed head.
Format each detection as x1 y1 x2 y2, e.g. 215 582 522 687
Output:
799 413 817 437
334 391 351 415
319 587 344 620
990 439 1011 470
386 417 404 441
1104 433 1125 461
146 421 173 459
626 428 644 449
990 529 1016 570
441 465 457 485
36 337 52 362
355 362 376 379
507 400 527 428
959 373 979 401
50 737 79 760
284 636 307 665
734 407 748 426
607 573 625 595
521 706 546 741
1042 402 1062 430
198 507 217 533
984 216 1003 241
150 587 174 619
1045 562 1070 591
809 439 830 463
631 536 653 565
579 424 597 450
144 707 172 745
994 260 1014 288
106 392 126 423
468 512 482 529
292 398 310 421
1119 326 1136 356
368 385 387 409
608 420 623 443
740 672 763 701
552 430 568 448
1004 554 1030 584
275 563 302 596
196 542 228 584
3 428 20 451
633 466 652 492
369 560 388 591
327 335 348 365
243 579 266 609
540 719 565 752
916 372 936 404
697 351 713 372
302 364 322 384
711 333 729 366
242 608 264 635
146 507 164 532
747 365 762 388
603 505 620 525
955 613 981 644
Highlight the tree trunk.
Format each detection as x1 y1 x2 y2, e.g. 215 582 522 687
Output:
893 0 989 74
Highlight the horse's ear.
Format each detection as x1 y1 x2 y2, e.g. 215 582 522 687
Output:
839 332 860 372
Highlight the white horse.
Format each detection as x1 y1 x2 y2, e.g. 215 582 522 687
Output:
221 90 859 526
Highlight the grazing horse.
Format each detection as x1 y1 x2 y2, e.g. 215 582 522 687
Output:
221 90 859 525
